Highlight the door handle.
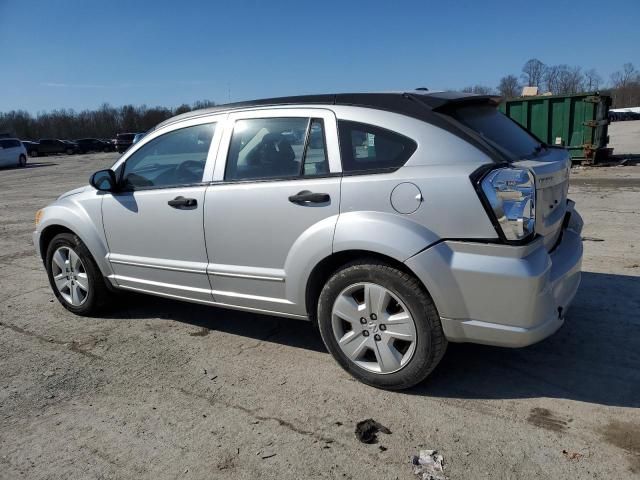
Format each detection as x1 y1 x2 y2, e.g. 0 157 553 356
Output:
168 196 197 209
288 190 330 204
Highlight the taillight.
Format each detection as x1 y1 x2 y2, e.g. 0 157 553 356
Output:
480 167 536 242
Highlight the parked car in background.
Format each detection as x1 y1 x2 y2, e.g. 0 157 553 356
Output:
75 138 113 153
0 137 28 167
28 139 77 156
33 91 584 390
101 139 116 151
22 141 39 156
62 140 80 154
115 133 139 153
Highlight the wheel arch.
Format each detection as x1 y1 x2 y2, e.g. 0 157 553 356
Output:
37 213 113 279
304 249 431 322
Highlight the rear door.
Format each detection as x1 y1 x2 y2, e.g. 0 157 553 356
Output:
204 108 341 316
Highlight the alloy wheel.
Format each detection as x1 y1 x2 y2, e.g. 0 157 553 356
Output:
51 246 89 306
331 282 417 374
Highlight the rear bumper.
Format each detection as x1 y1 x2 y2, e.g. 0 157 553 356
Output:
406 206 583 348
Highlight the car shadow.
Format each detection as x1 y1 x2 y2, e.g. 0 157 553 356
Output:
25 161 58 168
0 161 58 170
409 271 640 407
108 292 325 353
106 270 639 407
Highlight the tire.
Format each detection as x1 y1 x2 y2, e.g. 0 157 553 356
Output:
317 260 447 390
66 148 74 155
29 150 38 157
18 154 27 167
45 233 112 316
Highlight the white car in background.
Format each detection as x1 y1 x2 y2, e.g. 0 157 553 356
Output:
0 138 28 168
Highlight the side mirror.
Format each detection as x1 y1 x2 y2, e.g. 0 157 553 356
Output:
90 169 117 192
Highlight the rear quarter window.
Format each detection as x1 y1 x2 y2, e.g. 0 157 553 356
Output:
337 120 417 173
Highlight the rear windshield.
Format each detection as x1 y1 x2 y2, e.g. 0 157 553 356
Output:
450 105 542 159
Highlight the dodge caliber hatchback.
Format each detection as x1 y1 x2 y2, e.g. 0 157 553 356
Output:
34 91 583 389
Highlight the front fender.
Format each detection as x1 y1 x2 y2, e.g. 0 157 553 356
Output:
34 195 112 277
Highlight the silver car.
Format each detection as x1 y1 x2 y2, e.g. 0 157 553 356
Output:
33 91 583 389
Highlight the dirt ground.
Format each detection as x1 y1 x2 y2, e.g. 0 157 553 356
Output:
1 139 639 478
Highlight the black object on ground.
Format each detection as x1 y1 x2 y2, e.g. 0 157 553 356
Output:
355 419 391 444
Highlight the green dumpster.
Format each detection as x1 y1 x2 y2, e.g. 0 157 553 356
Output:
499 92 612 163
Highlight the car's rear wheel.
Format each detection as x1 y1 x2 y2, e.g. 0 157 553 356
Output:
317 260 447 390
29 150 38 157
45 233 111 315
66 148 74 155
18 154 27 167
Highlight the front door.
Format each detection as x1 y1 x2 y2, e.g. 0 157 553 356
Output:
204 109 342 316
102 120 221 303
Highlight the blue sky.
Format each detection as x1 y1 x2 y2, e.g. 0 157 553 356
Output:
1 0 638 113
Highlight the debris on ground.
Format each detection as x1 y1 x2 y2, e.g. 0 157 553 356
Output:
354 419 391 444
411 450 446 480
582 236 605 242
562 449 584 461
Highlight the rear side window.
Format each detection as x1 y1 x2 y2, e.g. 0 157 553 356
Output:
450 106 541 159
337 121 417 173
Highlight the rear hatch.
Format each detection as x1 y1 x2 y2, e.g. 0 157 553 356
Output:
445 101 571 251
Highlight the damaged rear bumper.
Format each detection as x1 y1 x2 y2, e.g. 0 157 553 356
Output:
406 205 583 348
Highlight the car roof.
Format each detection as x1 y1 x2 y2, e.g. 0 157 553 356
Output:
154 90 501 131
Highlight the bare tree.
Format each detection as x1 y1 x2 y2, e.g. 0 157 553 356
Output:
543 65 560 94
554 65 584 95
461 85 495 95
583 69 602 91
497 75 520 98
610 63 636 88
609 63 640 107
521 58 546 88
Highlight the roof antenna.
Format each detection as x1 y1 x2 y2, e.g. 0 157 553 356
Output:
415 87 429 91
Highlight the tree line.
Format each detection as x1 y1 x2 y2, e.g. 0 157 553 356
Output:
465 60 640 108
2 60 639 140
0 100 217 141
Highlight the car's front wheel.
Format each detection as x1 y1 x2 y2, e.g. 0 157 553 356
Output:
317 260 447 390
45 233 111 315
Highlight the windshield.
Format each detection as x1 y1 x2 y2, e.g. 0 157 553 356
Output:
451 105 543 159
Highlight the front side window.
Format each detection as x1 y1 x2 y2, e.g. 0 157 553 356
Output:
121 123 215 189
225 117 329 181
337 121 417 173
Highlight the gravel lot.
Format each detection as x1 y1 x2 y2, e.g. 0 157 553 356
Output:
1 140 639 479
